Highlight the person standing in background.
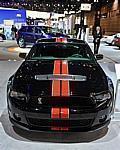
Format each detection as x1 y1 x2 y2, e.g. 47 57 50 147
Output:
93 26 102 55
11 25 17 40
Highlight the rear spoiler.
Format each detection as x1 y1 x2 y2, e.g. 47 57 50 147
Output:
35 74 87 81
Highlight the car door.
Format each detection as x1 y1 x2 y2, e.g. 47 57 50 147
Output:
25 26 36 44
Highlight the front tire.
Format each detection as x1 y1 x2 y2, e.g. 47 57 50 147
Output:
18 38 26 48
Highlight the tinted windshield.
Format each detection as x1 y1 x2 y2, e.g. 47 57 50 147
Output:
40 26 58 33
27 43 95 62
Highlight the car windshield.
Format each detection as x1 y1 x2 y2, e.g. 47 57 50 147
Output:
27 43 95 62
40 26 58 33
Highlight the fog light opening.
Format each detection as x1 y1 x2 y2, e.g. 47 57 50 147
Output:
99 115 107 123
13 113 21 121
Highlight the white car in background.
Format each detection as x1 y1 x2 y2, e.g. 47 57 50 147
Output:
105 33 120 45
105 34 116 45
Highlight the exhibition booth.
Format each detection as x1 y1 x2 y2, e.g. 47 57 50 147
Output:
0 8 26 39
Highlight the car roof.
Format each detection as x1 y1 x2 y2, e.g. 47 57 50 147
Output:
21 25 51 28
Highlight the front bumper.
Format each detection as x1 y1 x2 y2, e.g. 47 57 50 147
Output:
8 99 113 132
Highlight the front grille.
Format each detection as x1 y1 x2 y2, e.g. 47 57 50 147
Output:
27 118 93 128
29 96 95 109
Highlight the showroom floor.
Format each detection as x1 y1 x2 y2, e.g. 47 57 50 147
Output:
0 41 120 149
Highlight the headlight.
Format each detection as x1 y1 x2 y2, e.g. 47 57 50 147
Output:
90 91 111 102
10 91 26 101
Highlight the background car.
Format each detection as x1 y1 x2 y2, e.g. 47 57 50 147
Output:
113 37 120 48
7 38 114 132
105 33 120 45
104 34 115 45
16 25 70 48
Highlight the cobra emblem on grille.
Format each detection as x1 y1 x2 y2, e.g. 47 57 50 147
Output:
38 97 42 104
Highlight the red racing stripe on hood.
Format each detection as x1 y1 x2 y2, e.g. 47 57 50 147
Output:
51 60 61 124
52 60 61 96
51 60 69 131
61 60 69 121
61 60 70 96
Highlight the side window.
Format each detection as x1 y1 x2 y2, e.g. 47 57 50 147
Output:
20 26 26 32
27 26 35 33
35 27 42 34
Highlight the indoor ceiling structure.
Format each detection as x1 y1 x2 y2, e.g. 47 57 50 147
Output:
0 0 114 13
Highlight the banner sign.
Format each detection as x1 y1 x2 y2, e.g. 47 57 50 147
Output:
0 9 26 24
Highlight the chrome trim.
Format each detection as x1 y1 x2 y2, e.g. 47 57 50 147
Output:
35 74 87 81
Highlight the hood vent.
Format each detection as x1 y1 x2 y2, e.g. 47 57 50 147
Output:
35 74 87 81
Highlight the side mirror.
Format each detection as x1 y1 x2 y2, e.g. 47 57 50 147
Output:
19 53 27 59
95 54 103 60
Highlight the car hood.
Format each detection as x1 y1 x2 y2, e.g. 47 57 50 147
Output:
12 60 108 97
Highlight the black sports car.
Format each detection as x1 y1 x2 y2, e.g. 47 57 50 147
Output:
7 38 114 131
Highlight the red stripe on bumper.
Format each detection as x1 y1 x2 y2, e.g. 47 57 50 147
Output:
60 108 69 119
51 108 60 119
